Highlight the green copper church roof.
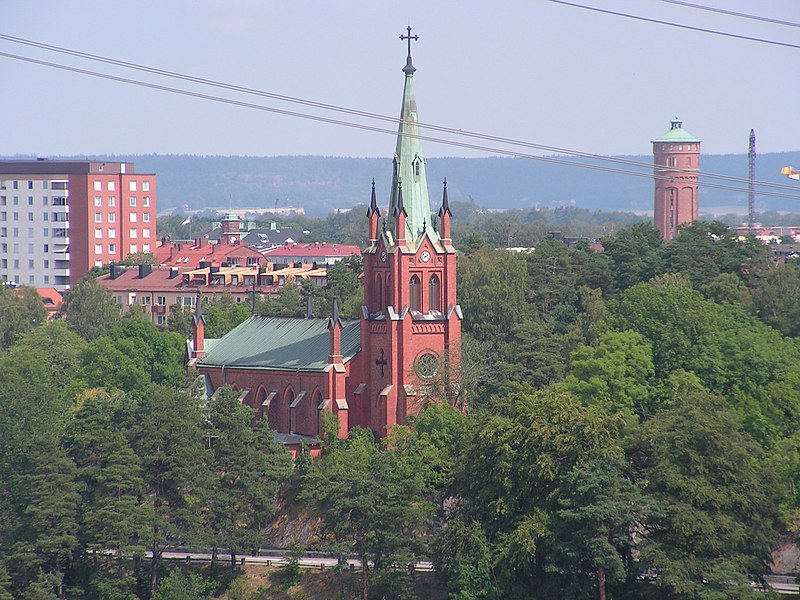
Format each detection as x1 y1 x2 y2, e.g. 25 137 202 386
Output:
385 29 440 250
198 316 361 372
652 118 701 143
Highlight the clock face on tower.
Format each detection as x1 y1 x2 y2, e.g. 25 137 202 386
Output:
420 250 431 263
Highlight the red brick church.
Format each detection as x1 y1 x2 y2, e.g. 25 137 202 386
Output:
189 31 461 447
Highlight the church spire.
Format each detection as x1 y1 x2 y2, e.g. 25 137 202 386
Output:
386 26 439 249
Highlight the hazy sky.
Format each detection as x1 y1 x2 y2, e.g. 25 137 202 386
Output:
1 0 797 159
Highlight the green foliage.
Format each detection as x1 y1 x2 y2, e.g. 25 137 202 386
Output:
632 394 777 599
152 569 215 600
751 262 800 336
431 518 497 600
560 329 654 416
0 284 47 349
600 222 663 292
201 387 292 565
278 542 304 589
201 294 253 338
61 280 122 340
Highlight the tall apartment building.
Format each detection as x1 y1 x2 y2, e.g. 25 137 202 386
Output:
0 160 157 290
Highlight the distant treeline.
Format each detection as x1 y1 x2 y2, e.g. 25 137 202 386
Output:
5 151 800 216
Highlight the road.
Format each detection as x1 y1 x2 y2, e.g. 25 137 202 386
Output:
150 550 434 573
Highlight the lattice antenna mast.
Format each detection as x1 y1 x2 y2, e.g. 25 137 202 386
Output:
748 129 756 229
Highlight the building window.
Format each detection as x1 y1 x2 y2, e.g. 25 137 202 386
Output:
43 244 48 252
28 275 34 284
27 244 33 253
94 212 102 223
42 181 48 190
143 212 150 222
130 244 138 254
42 197 48 206
27 213 33 221
95 260 103 268
27 181 33 190
129 181 137 192
42 228 48 237
12 197 18 205
94 196 102 207
143 196 150 207
94 181 102 191
142 181 150 192
109 228 116 238
142 243 150 253
12 212 18 221
27 196 33 206
44 275 49 284
108 213 116 223
109 243 116 253
114 295 122 305
141 296 151 305
409 275 420 311
130 213 138 223
129 197 137 206
130 228 138 238
0 212 4 221
108 196 116 207
143 228 150 238
157 315 165 325
685 157 692 167
108 181 115 191
43 260 49 268
28 259 34 269
95 228 102 239
43 213 48 222
95 244 103 255
157 296 166 306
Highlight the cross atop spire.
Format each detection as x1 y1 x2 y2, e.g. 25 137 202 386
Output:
400 26 418 74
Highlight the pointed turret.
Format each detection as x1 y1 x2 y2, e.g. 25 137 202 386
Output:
192 293 206 359
394 180 407 243
385 27 439 250
367 179 381 243
328 296 343 365
438 178 452 243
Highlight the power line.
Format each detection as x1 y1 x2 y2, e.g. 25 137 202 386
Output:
653 0 800 29
545 0 800 50
3 49 799 203
0 32 797 195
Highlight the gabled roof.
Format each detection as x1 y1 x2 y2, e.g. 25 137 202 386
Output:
198 316 361 372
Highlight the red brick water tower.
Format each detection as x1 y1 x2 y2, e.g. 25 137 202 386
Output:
653 118 701 240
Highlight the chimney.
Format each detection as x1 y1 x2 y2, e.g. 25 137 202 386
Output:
305 294 314 319
109 263 125 279
138 264 152 278
169 267 179 279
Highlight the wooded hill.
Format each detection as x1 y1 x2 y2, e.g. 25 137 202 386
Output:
5 151 800 216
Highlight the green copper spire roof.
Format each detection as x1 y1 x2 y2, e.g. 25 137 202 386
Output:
386 27 439 249
652 117 701 143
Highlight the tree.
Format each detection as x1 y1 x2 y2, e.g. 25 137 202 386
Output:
632 394 777 599
60 280 122 340
431 518 497 600
554 458 652 600
201 387 292 571
11 443 80 600
301 427 438 600
152 570 215 600
560 329 654 417
600 222 663 292
660 220 768 288
751 262 800 336
130 386 209 595
0 284 47 349
452 389 626 598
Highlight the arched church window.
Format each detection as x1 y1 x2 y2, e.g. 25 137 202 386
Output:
428 274 440 312
409 275 420 311
285 388 295 433
376 275 383 310
386 274 393 308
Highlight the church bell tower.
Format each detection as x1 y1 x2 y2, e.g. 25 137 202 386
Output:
358 27 462 436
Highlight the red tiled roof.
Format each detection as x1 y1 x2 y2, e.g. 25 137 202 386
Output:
262 242 360 260
154 241 267 270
